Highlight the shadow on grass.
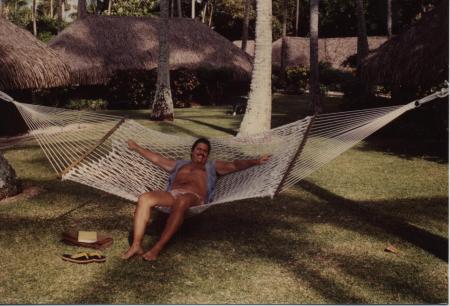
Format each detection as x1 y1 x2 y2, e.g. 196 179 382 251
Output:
298 180 448 261
179 118 237 136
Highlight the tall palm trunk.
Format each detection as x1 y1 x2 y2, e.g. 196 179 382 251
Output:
387 0 392 38
151 0 174 121
280 0 288 86
0 153 21 200
177 0 181 17
78 0 87 19
356 0 369 69
107 0 112 15
208 0 214 26
355 0 370 97
241 0 250 52
50 0 54 17
191 0 195 18
309 0 322 113
57 0 63 32
238 0 272 136
295 0 300 36
32 0 37 37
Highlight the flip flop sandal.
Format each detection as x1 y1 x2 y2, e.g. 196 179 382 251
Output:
87 251 106 263
62 252 106 264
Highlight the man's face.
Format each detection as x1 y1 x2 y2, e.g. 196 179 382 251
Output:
191 143 209 164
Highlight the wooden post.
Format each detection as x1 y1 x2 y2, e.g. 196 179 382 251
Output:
274 115 315 196
60 117 125 178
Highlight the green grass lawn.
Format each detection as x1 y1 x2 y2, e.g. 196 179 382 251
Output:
0 94 447 304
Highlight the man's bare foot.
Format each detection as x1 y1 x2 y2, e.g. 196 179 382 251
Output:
142 246 162 261
121 245 144 259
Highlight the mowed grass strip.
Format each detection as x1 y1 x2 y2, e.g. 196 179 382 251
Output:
0 94 447 304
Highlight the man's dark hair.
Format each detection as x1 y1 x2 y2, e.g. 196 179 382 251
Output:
191 138 211 154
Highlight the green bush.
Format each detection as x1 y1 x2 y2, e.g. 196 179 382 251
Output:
66 98 108 110
107 70 156 109
284 66 309 93
170 69 200 107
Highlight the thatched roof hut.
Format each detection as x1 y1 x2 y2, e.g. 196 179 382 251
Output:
361 1 448 88
48 16 253 85
0 17 71 90
233 40 256 57
272 36 387 71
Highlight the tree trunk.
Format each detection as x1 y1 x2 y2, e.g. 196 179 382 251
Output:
191 0 195 19
238 0 272 136
208 1 214 27
151 0 174 121
356 0 369 69
78 0 87 19
177 0 182 17
170 0 174 18
355 0 370 97
201 0 207 23
57 0 63 32
280 0 288 86
295 0 300 36
50 0 54 17
387 0 392 38
108 0 112 15
32 0 37 37
309 0 322 114
0 153 21 200
241 0 250 52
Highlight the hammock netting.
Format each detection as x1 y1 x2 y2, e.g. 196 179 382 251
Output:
0 89 447 214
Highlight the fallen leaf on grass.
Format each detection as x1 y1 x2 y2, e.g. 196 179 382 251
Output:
384 244 399 254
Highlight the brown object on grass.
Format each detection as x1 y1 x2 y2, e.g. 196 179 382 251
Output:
62 231 113 250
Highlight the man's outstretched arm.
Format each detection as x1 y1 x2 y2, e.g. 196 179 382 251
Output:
215 155 271 176
127 140 176 172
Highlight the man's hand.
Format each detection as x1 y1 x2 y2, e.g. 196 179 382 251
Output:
258 155 272 165
127 139 139 151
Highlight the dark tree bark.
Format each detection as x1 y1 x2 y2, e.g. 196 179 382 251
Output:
356 0 369 69
151 0 174 121
387 0 392 38
32 0 37 36
280 0 288 86
0 153 21 200
78 0 87 19
295 0 300 36
309 0 322 113
241 0 250 51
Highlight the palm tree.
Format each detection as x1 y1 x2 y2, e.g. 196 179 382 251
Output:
177 0 181 17
387 0 392 38
280 0 288 86
309 0 322 113
191 0 195 18
0 153 21 200
356 0 369 69
241 0 250 52
295 0 300 36
78 0 87 19
238 0 272 136
32 0 37 36
151 0 174 121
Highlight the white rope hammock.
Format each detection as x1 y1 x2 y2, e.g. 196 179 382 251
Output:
0 88 447 214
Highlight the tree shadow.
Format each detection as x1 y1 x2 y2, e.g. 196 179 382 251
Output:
297 180 448 261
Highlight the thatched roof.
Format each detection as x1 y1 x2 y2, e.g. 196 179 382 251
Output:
233 40 256 57
0 17 71 90
48 16 253 85
361 1 448 88
272 36 387 71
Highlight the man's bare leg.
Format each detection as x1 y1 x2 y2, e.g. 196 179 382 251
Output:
122 191 175 259
143 194 199 261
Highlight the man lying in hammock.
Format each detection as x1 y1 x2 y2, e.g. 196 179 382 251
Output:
122 138 271 261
